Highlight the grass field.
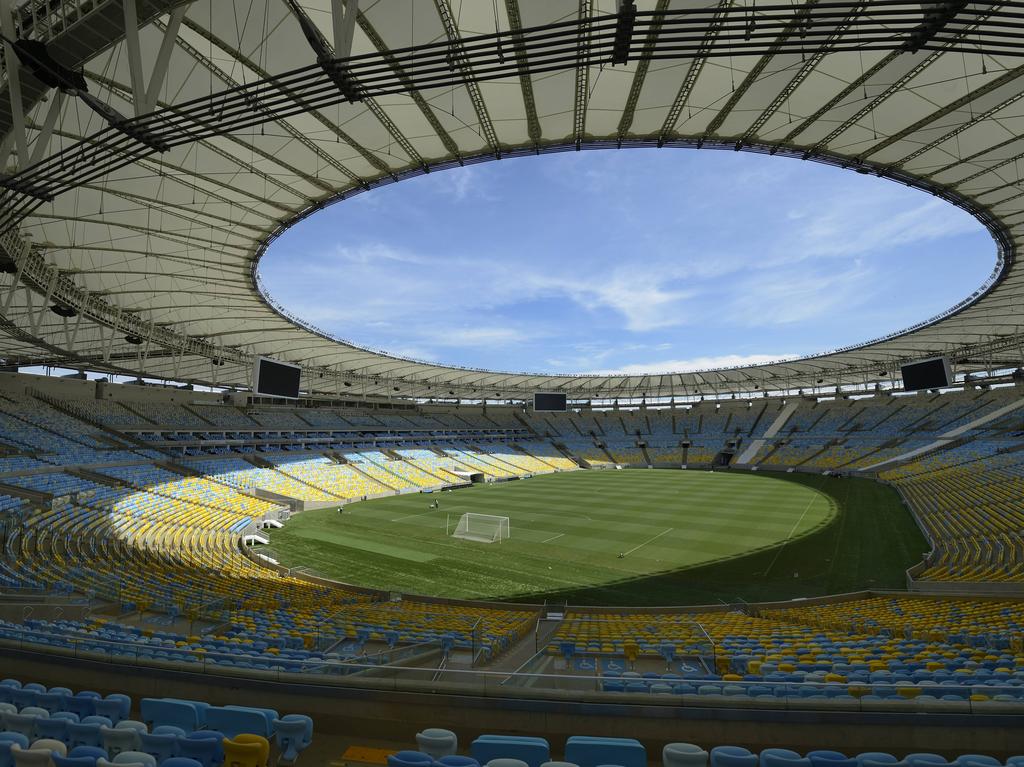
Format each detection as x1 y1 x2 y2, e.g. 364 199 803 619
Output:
267 469 927 606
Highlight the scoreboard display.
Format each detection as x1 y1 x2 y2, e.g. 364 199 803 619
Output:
901 357 952 392
533 392 567 412
253 357 301 398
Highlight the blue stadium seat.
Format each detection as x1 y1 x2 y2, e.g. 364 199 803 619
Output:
388 751 434 767
564 737 645 767
174 734 222 767
471 736 550 767
274 715 313 765
711 747 759 767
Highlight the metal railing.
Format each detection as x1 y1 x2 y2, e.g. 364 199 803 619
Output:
0 628 1021 716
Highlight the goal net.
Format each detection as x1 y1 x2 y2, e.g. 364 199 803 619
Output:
451 512 510 543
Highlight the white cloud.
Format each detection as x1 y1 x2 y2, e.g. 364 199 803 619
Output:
781 195 979 265
582 353 798 376
260 147 993 375
725 264 877 327
426 326 534 349
558 271 696 332
328 243 427 266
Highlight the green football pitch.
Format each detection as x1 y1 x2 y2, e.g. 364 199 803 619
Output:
266 469 926 606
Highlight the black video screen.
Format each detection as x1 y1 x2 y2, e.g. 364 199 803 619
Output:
256 358 301 398
901 358 951 392
534 392 567 412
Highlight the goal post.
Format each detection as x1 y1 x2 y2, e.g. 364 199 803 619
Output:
450 512 510 543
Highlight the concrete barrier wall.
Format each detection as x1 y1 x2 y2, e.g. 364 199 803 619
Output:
4 645 1024 758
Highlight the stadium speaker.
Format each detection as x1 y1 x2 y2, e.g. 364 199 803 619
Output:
343 381 351 387
50 304 77 318
124 335 143 345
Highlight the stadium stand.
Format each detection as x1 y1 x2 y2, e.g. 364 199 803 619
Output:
8 1 1024 756
0 677 314 765
0 381 1023 757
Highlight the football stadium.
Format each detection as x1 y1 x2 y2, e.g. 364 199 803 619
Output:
0 0 1024 765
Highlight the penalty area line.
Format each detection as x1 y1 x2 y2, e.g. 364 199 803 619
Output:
390 510 441 523
621 527 673 557
541 532 565 544
763 483 829 577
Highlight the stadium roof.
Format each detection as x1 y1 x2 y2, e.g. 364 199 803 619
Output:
0 0 1023 400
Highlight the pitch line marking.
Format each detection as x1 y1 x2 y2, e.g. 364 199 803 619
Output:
390 510 440 522
763 488 827 577
541 532 565 544
621 527 674 557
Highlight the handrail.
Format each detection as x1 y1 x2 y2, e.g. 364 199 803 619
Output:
0 629 1021 716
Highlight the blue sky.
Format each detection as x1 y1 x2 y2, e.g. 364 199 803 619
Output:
259 149 994 375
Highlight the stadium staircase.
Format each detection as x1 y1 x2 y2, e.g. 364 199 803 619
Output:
244 455 346 500
117 403 160 426
548 441 588 468
359 455 416 490
466 445 523 475
340 458 398 492
67 467 128 489
834 437 904 469
596 442 619 465
386 453 449 484
510 443 561 471
734 400 799 465
27 390 153 453
181 404 216 426
512 411 540 435
792 439 843 468
746 401 770 434
861 396 1024 473
0 480 49 506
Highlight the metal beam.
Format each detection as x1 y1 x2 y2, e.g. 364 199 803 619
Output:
332 0 358 61
357 13 462 160
122 0 148 117
28 91 62 165
872 65 1024 167
142 3 189 115
617 0 669 139
504 0 541 144
1 0 29 167
792 6 998 153
657 0 731 143
572 0 592 146
180 15 389 179
433 0 501 156
704 0 820 140
740 4 863 146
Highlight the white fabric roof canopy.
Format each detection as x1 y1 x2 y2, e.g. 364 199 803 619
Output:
0 0 1021 399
